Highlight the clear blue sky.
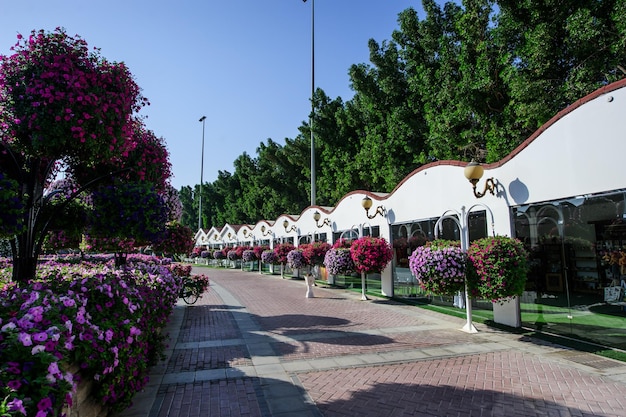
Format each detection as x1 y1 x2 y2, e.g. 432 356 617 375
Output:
0 1 439 190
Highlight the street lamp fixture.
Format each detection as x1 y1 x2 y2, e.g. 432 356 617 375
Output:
261 225 273 236
198 116 207 230
464 161 496 198
283 220 297 232
313 210 330 228
361 196 385 219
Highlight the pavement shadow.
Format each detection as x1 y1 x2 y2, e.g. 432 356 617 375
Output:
152 369 319 417
257 314 351 331
303 381 620 417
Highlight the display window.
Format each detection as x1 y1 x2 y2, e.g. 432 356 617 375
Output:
513 191 626 349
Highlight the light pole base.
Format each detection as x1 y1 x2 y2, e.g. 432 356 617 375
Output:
361 293 369 301
461 323 478 333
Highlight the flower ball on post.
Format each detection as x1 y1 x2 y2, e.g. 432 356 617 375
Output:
261 250 278 268
286 248 308 272
466 236 529 302
350 236 394 300
324 247 355 276
408 240 466 295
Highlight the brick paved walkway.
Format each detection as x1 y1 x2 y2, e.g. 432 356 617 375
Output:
117 267 626 417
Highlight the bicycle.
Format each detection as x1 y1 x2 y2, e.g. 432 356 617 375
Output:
179 274 209 305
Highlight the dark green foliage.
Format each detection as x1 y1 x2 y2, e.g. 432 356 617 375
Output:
182 0 626 228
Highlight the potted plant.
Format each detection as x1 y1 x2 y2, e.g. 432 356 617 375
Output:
408 240 466 295
466 236 529 302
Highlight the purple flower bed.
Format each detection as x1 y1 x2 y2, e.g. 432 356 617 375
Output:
0 256 181 415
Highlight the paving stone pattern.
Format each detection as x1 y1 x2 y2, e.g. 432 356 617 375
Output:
118 268 626 417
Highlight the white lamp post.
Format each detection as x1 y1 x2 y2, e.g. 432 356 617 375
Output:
198 116 206 230
434 204 495 333
303 0 315 206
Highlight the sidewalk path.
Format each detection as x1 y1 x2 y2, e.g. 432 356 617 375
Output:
118 267 626 417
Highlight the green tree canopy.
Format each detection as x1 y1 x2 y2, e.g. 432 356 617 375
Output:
180 0 625 230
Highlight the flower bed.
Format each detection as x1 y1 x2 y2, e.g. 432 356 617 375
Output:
0 255 181 416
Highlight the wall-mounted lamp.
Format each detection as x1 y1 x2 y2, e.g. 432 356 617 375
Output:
313 210 331 228
213 234 218 240
283 219 297 232
464 161 496 198
227 232 232 239
260 225 273 236
243 229 249 237
362 196 385 219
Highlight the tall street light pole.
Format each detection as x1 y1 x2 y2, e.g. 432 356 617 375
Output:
304 0 315 206
198 116 206 231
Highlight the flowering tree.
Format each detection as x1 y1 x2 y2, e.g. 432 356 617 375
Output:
151 222 195 260
0 28 171 282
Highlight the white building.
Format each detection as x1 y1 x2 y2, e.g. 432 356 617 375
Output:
196 79 626 331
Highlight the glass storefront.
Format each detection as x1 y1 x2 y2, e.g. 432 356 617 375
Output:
513 190 626 350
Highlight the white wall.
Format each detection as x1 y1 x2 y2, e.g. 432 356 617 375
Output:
197 80 626 315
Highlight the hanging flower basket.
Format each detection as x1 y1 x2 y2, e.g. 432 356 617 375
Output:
324 248 355 275
227 250 239 261
302 242 331 266
253 245 268 260
274 243 295 265
261 250 278 265
350 237 394 274
287 249 307 269
242 249 257 263
467 236 529 302
409 242 466 295
213 250 225 260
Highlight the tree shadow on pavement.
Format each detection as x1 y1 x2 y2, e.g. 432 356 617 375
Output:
299 380 626 417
